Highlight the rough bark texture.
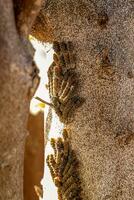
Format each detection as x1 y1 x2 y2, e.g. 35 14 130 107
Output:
0 0 42 199
32 1 134 199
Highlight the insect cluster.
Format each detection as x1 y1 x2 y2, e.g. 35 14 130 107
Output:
46 129 82 200
47 41 83 123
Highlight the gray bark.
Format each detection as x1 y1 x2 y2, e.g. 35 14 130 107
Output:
0 0 41 199
32 1 134 199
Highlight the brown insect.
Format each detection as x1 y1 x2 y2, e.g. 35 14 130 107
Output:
46 129 82 200
50 138 57 157
35 41 84 123
46 41 84 123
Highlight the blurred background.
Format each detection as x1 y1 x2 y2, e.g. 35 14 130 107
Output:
24 39 59 200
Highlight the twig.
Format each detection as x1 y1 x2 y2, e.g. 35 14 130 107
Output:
35 96 53 107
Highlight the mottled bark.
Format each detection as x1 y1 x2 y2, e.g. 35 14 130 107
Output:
32 1 134 199
0 0 42 199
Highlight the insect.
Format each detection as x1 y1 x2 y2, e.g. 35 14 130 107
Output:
35 41 84 123
46 129 82 200
47 41 84 123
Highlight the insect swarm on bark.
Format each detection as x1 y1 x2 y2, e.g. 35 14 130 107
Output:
46 129 82 200
47 41 84 123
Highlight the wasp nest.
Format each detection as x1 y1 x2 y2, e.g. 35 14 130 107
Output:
46 129 82 200
47 41 84 123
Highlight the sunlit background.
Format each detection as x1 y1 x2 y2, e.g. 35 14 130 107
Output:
30 38 64 200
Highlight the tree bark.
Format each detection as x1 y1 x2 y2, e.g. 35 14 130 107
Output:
0 0 41 199
24 111 44 200
32 1 134 199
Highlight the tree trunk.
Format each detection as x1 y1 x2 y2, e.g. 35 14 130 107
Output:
24 111 44 200
0 0 41 199
32 1 134 199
